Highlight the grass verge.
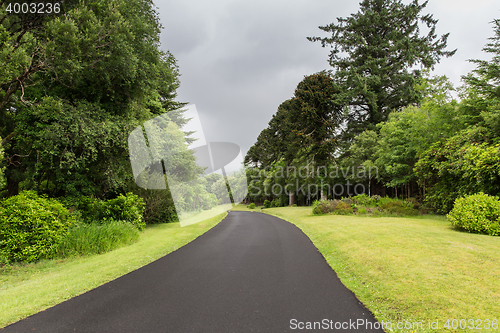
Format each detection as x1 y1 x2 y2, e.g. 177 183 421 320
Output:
233 205 500 333
0 212 226 328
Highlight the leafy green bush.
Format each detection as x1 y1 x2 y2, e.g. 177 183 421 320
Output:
447 193 500 236
335 201 353 215
380 200 403 210
55 221 139 257
0 191 73 263
380 200 419 216
105 193 145 230
248 203 256 209
341 197 353 205
352 194 372 206
263 200 271 208
271 198 281 207
312 200 339 215
141 191 178 224
67 193 146 230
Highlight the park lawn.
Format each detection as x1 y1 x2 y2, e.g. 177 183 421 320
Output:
234 205 500 333
0 212 226 328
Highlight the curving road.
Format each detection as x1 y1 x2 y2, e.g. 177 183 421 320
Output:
2 211 383 332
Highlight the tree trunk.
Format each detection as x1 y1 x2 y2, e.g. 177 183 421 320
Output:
289 191 295 206
321 189 327 201
6 174 19 197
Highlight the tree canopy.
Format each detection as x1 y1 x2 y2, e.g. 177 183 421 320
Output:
0 0 185 199
308 0 456 139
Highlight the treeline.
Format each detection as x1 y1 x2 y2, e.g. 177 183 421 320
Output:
244 0 500 214
0 0 200 221
0 0 210 263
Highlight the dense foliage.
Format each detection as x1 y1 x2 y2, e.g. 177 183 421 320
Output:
67 193 146 230
0 0 185 200
308 0 455 139
246 7 500 227
447 193 500 236
0 191 72 262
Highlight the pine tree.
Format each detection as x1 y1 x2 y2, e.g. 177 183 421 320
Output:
308 0 456 140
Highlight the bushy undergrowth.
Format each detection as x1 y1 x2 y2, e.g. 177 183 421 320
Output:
248 203 256 209
263 199 271 208
65 193 145 230
139 190 178 224
0 191 73 263
54 221 139 257
335 201 353 215
447 192 500 236
312 195 420 216
312 200 339 214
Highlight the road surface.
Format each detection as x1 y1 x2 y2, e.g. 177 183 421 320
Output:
2 211 383 332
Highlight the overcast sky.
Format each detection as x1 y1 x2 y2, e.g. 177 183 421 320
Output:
154 0 500 156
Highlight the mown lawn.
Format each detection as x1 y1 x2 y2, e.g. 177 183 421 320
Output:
231 205 500 332
0 213 226 328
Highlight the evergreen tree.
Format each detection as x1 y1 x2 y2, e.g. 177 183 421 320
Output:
308 0 456 140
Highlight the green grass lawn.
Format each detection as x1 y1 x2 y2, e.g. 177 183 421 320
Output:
231 205 500 332
0 213 226 328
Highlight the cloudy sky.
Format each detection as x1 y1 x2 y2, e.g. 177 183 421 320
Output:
154 0 500 156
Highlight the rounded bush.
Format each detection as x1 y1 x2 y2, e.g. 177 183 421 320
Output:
0 191 72 263
335 201 353 215
341 197 353 205
248 203 256 209
67 193 146 230
447 193 500 236
263 200 271 208
271 198 281 207
312 200 339 215
352 194 372 206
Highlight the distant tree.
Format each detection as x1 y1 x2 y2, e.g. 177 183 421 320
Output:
341 130 379 196
460 18 500 136
245 73 344 202
308 0 456 140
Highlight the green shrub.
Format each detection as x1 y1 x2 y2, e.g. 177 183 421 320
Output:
335 201 353 215
341 197 353 205
263 199 271 208
0 191 73 263
312 200 339 215
358 208 367 214
447 192 500 236
67 193 146 230
380 200 418 216
139 190 178 224
380 200 403 211
271 198 281 207
352 194 372 206
105 193 145 230
248 203 256 209
55 221 139 257
404 197 420 209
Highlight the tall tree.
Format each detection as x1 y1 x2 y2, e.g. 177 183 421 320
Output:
460 18 500 135
308 0 456 139
0 0 183 198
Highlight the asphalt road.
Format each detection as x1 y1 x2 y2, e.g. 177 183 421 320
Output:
2 211 383 332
